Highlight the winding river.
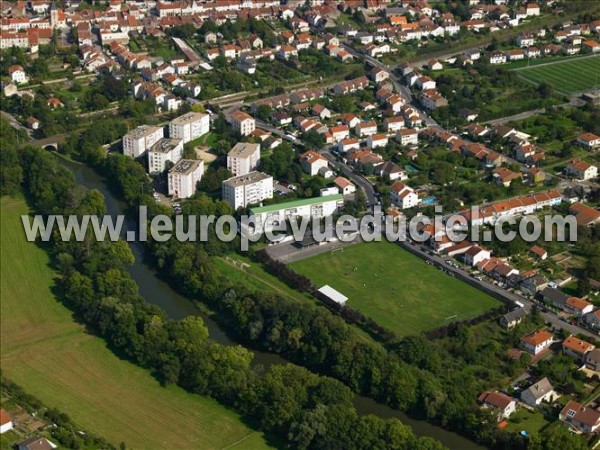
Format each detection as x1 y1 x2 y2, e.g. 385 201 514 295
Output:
60 157 485 450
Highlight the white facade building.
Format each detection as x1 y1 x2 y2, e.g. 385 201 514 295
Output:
168 159 204 199
249 194 344 233
122 125 164 158
147 138 183 174
222 171 273 210
227 142 261 176
169 112 210 144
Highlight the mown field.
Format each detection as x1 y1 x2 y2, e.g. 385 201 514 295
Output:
0 196 271 450
515 55 600 95
290 241 500 336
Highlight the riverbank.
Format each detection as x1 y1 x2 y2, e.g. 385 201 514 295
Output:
59 156 485 450
0 195 272 450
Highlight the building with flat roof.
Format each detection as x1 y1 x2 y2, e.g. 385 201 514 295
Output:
147 138 183 174
169 112 210 144
227 142 261 176
249 194 343 233
222 171 273 210
168 159 204 199
122 125 164 158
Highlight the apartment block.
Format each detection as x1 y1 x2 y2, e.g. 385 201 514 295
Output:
168 159 205 199
169 112 210 144
222 171 273 210
122 125 164 158
227 142 261 176
147 138 183 174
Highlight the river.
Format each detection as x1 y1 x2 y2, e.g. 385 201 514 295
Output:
60 157 485 450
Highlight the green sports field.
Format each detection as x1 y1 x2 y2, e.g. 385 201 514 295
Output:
290 241 500 336
0 196 271 450
514 55 600 95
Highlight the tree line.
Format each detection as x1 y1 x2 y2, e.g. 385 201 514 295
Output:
8 142 447 449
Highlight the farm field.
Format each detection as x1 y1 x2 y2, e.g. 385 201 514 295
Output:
514 55 600 95
0 196 271 450
290 241 501 336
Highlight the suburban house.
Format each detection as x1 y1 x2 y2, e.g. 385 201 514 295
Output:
384 116 405 133
356 121 378 137
585 349 600 372
577 132 600 149
374 161 408 181
390 182 419 209
562 336 595 362
560 401 600 434
566 159 598 181
520 377 557 407
585 310 600 330
541 287 569 309
334 176 356 195
499 308 527 329
367 133 389 149
569 203 600 227
338 137 360 153
300 150 329 176
477 391 516 420
529 245 548 260
396 128 418 146
521 330 553 355
520 274 548 296
0 409 13 434
565 297 594 317
464 246 491 267
330 125 350 142
7 64 28 84
17 437 57 450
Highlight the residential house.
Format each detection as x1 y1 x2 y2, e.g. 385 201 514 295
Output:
562 335 595 362
569 203 600 226
465 246 491 266
396 128 418 146
567 159 597 180
499 308 527 329
17 437 56 450
390 182 419 209
585 310 600 330
520 378 557 407
312 104 331 120
338 137 360 153
7 64 27 84
334 176 356 195
577 132 600 149
521 274 548 296
375 161 408 181
493 167 522 187
585 348 600 371
384 116 405 133
299 150 329 176
521 330 553 355
0 409 12 434
330 125 350 142
340 113 361 129
540 287 569 309
529 245 547 260
477 391 517 420
367 133 388 149
356 121 378 137
560 401 600 434
565 297 594 317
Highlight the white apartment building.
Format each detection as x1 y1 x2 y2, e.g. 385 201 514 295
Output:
169 112 210 144
227 142 261 176
222 171 273 210
147 138 183 174
168 159 205 199
249 194 344 233
122 125 164 158
229 110 256 136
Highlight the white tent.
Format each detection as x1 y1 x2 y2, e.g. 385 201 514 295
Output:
318 285 348 306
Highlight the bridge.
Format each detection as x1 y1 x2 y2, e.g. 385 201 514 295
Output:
26 134 67 151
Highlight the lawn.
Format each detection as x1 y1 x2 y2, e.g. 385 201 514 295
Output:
290 241 501 336
505 408 551 434
0 196 271 450
515 55 600 95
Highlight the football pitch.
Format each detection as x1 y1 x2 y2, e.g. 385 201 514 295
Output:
514 55 600 95
290 241 501 336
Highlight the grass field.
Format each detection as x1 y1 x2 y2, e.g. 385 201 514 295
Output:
514 55 600 95
290 241 501 336
0 196 271 450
